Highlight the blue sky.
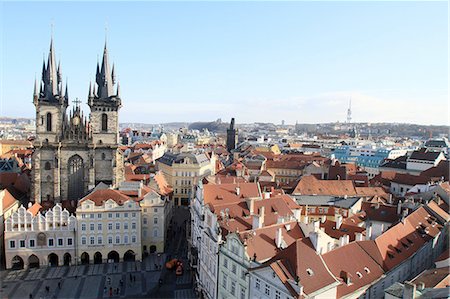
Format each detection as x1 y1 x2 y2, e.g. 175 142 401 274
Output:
0 1 448 125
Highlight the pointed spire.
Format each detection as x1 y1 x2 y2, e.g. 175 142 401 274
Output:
42 38 59 99
57 61 62 83
116 81 120 97
112 63 116 84
88 81 93 98
33 76 38 97
64 81 69 100
96 40 114 98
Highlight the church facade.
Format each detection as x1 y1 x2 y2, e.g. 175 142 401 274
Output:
31 39 124 203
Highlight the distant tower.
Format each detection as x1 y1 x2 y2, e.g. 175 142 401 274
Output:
347 99 352 123
226 118 238 152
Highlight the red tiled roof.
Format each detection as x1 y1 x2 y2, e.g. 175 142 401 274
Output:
263 238 338 296
322 242 385 298
80 189 134 206
358 206 443 271
293 175 357 196
1 189 18 212
361 202 400 224
320 220 366 242
27 202 42 216
426 200 450 222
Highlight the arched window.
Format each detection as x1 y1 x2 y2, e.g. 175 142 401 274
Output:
101 113 108 131
44 162 51 170
101 153 106 160
46 113 52 132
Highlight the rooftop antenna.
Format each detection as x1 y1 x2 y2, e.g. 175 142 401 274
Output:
347 98 352 124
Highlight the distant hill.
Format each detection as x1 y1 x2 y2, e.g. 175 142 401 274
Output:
188 119 229 133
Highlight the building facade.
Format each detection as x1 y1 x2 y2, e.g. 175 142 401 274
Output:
76 189 142 264
31 39 123 203
4 203 77 269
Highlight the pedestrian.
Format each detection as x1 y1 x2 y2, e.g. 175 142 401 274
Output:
29 293 33 299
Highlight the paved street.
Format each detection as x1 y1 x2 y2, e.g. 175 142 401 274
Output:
0 207 197 299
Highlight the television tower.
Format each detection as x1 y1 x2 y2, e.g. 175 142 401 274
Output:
347 98 352 123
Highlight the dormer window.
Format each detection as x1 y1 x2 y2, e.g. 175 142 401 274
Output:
356 272 362 278
364 267 370 274
306 268 314 276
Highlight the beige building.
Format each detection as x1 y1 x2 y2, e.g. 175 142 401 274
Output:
157 152 216 205
4 203 77 269
76 189 142 264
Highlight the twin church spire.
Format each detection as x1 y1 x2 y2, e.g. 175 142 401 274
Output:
34 37 120 105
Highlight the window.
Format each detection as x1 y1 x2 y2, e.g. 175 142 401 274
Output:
132 235 136 243
81 213 86 219
101 153 106 160
81 223 86 231
153 229 158 237
9 240 16 248
132 222 136 229
58 238 63 246
124 213 128 218
124 235 129 244
116 223 120 230
108 213 112 218
132 212 136 217
143 217 147 225
98 236 103 245
90 236 95 245
222 274 227 288
90 223 95 231
124 222 129 230
255 278 260 290
48 238 54 247
224 258 228 269
116 213 120 218
90 214 94 219
143 229 147 237
46 112 52 131
108 223 112 230
232 264 237 274
44 161 51 170
97 213 102 219
265 284 270 295
240 288 246 299
108 236 113 244
67 238 73 246
19 240 25 248
81 237 86 245
275 290 281 299
29 239 35 248
115 236 120 244
231 281 236 296
98 223 102 230
153 218 158 224
154 208 158 213
101 113 108 131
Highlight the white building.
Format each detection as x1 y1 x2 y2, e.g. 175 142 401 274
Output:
4 203 76 269
76 189 142 264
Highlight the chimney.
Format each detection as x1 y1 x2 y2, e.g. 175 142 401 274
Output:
313 220 320 231
355 232 364 241
397 200 403 215
403 281 417 299
388 194 393 204
366 225 372 240
246 198 254 214
275 227 283 248
309 231 321 254
252 206 265 229
336 214 343 229
321 215 327 223
263 191 270 199
235 186 240 196
260 206 265 227
28 202 32 208
327 242 333 252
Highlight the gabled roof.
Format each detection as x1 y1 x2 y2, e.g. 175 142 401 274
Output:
409 150 443 162
320 220 365 242
293 175 357 196
357 206 443 272
322 242 385 298
238 221 304 263
79 189 134 206
27 202 42 216
261 238 338 297
1 189 18 213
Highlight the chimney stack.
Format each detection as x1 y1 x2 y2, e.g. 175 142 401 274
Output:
246 198 254 215
336 214 343 229
355 232 364 241
252 206 265 229
403 282 417 299
366 225 372 240
275 227 283 248
397 200 403 215
235 186 240 196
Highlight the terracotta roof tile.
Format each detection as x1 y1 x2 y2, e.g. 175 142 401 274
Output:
27 202 42 216
1 189 18 212
80 189 134 206
293 175 357 196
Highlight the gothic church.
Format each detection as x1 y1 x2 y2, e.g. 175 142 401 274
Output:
31 38 124 203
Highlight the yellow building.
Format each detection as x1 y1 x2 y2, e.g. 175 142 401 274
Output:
156 152 216 205
0 140 32 156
